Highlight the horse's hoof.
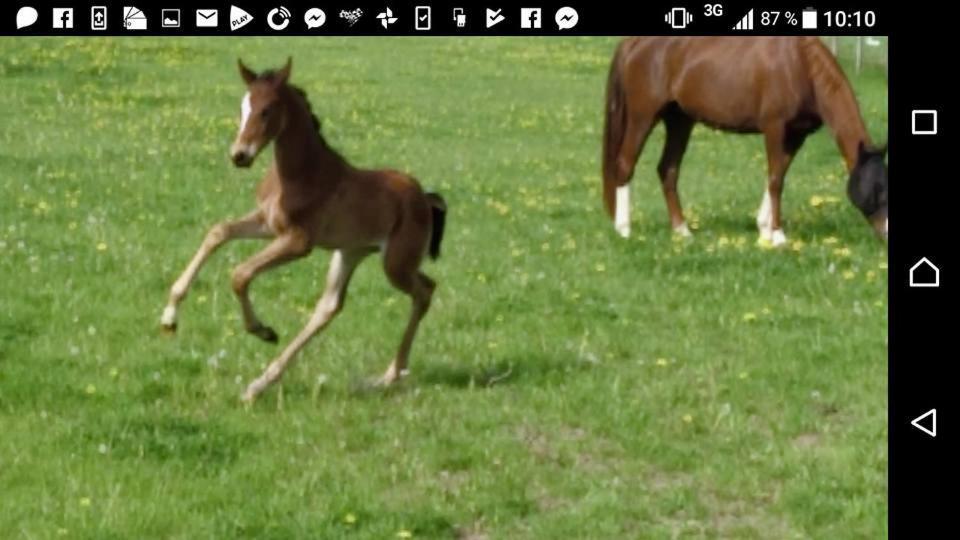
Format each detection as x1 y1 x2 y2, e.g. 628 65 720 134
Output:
376 364 409 387
250 324 279 343
672 223 693 238
160 306 178 332
161 322 177 335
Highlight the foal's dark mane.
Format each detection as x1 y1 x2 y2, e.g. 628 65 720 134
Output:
258 70 322 133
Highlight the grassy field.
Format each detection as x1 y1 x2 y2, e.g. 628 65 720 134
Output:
0 38 888 538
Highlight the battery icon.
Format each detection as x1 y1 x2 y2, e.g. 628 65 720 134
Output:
801 8 817 29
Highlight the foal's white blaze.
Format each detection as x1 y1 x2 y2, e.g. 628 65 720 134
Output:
614 185 631 238
239 92 252 132
756 188 772 230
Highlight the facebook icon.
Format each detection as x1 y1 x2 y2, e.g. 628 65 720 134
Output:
53 8 74 29
520 8 541 29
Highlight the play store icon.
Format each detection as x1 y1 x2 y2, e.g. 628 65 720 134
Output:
230 5 253 31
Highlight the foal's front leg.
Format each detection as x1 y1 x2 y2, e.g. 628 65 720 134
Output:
161 210 270 331
242 249 369 403
231 231 312 343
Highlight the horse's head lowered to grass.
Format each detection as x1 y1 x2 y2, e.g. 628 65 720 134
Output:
847 141 888 239
230 57 293 168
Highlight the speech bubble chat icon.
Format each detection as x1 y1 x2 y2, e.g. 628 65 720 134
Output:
17 6 39 29
555 7 578 30
304 8 326 29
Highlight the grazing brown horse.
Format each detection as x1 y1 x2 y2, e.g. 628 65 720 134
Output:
602 37 888 245
161 58 447 402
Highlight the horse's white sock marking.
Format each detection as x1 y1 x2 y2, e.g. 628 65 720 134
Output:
885 218 888 236
673 222 692 237
771 229 787 247
756 189 772 230
614 185 630 238
239 92 252 132
161 305 177 327
758 227 787 247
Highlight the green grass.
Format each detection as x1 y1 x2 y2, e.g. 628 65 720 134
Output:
0 38 887 539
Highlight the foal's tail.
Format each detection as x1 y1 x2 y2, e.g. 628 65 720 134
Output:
425 192 447 260
602 40 629 218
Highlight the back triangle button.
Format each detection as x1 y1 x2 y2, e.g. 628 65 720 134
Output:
911 409 936 437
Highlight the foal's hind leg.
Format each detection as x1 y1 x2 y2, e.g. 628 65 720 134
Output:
377 236 435 386
161 210 270 331
242 249 369 402
609 113 657 238
231 231 312 343
658 112 695 237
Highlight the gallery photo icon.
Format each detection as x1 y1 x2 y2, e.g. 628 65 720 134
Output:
91 6 107 30
911 110 938 135
162 9 180 28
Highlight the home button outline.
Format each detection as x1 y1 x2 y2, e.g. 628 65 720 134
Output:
909 257 940 288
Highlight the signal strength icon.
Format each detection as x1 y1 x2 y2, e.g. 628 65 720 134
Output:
733 9 754 30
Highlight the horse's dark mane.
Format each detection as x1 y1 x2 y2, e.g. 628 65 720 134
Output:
258 70 322 133
289 85 322 133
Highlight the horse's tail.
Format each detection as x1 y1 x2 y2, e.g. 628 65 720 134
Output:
425 192 446 260
602 40 629 218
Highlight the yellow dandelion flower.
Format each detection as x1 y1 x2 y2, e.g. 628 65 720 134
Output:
878 261 888 270
833 247 852 258
866 270 877 281
343 513 357 525
682 414 693 423
842 270 856 280
718 236 730 247
809 195 825 208
511 248 523 257
96 242 107 251
822 236 839 245
595 263 606 272
85 384 96 395
197 295 207 304
790 240 805 252
656 358 668 367
756 237 774 249
742 312 757 322
397 530 413 538
79 497 91 507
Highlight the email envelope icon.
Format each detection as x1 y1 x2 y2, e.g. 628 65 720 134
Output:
196 9 218 27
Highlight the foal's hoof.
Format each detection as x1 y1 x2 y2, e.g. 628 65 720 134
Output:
375 364 410 387
160 322 178 335
250 324 279 343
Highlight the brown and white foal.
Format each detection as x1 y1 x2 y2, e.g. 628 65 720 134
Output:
161 58 447 403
